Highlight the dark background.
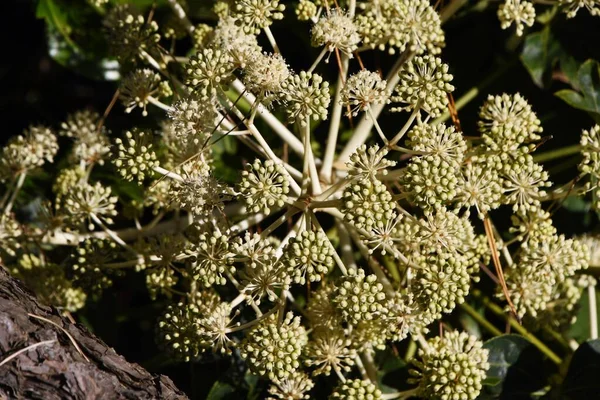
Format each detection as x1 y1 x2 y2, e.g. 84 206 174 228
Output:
2 0 600 398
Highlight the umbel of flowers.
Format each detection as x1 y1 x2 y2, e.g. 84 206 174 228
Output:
1 0 598 398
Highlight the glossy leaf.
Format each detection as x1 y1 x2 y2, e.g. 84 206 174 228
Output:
555 60 600 122
521 27 562 88
561 340 600 399
479 335 552 399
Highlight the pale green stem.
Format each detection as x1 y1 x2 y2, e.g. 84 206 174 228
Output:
388 104 421 148
459 302 503 336
532 144 581 163
336 221 358 270
307 47 328 74
227 303 281 333
263 26 280 54
354 354 370 381
3 172 26 215
432 58 517 126
337 50 415 163
473 289 563 365
360 351 380 384
321 54 350 183
261 207 303 238
90 213 140 259
307 210 348 275
404 338 417 362
314 177 352 201
369 106 389 144
440 0 468 22
140 49 163 71
147 96 174 113
166 0 194 34
231 79 304 155
153 166 183 182
230 211 271 233
589 285 598 340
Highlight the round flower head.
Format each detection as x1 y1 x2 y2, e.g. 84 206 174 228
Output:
456 159 503 218
305 329 356 376
113 130 159 183
14 254 87 312
120 69 165 116
579 233 600 266
311 11 360 56
346 144 397 182
559 0 600 18
157 301 202 361
168 97 218 149
412 251 471 318
196 302 237 354
500 153 551 213
103 4 160 62
70 238 117 295
509 208 556 245
478 93 542 152
240 258 290 305
410 331 489 400
240 312 307 380
333 268 388 325
210 17 262 69
306 283 344 331
0 214 22 260
391 55 454 117
519 233 589 285
0 125 58 179
268 371 314 400
243 52 290 98
281 230 334 284
416 208 475 255
186 47 235 97
579 125 600 210
64 181 118 230
59 110 110 165
329 379 382 400
296 0 318 21
171 162 227 217
401 154 460 209
498 0 536 36
239 159 290 214
189 230 235 287
192 23 213 49
232 0 285 34
281 71 331 125
357 0 444 55
501 265 554 318
342 178 397 232
341 70 388 117
407 123 467 163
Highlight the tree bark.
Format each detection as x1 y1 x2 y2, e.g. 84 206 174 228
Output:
0 266 188 400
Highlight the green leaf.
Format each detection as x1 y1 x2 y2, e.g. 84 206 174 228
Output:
479 335 552 399
561 340 600 399
555 60 600 122
568 287 600 343
561 195 592 213
36 0 78 50
521 27 562 88
206 381 236 400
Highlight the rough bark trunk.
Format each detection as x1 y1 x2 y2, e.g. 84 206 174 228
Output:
0 266 188 400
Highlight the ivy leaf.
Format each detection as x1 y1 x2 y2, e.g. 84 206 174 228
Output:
479 335 552 399
561 340 600 399
36 0 78 50
555 60 600 122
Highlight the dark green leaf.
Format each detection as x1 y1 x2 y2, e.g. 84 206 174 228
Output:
36 0 78 50
561 340 600 399
206 381 236 400
479 334 552 399
561 195 592 213
555 60 600 122
521 27 562 88
567 287 600 343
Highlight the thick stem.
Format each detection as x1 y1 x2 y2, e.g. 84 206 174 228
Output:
533 144 581 163
3 172 26 215
320 54 350 183
589 285 598 340
307 47 328 74
337 50 415 164
263 26 280 54
166 0 194 34
153 166 184 182
147 96 174 113
388 104 421 148
231 80 304 155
